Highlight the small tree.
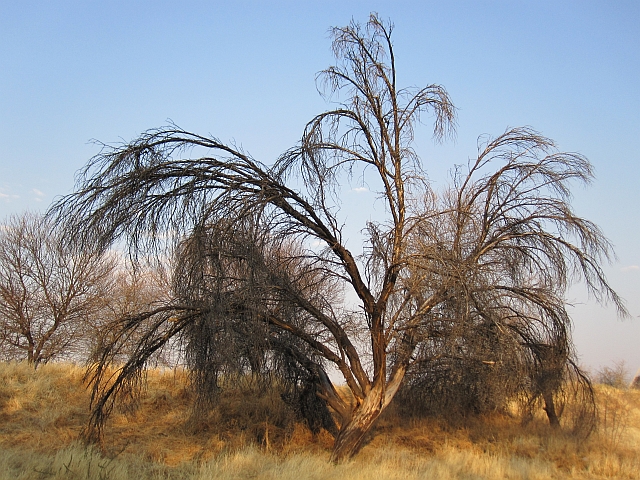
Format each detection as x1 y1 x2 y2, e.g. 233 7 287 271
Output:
596 361 630 389
89 264 175 366
52 14 625 461
397 131 617 431
0 212 115 367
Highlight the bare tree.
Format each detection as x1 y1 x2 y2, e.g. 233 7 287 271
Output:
51 14 625 461
107 266 171 321
88 263 176 366
0 212 116 367
596 361 630 389
396 129 624 432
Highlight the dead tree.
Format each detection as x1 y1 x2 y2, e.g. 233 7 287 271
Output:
51 14 624 461
399 130 625 429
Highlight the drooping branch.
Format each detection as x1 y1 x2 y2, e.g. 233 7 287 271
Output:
48 13 623 462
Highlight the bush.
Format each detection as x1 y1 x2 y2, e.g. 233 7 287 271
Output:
596 361 629 389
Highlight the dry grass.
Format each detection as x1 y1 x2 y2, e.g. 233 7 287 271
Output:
1 361 639 479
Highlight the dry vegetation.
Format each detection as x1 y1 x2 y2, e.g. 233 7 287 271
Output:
1 361 639 479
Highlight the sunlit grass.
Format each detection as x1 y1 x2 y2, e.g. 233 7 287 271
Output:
1 361 639 479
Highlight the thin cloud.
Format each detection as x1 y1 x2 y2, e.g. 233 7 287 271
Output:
0 191 19 201
621 265 639 272
32 188 45 197
352 187 368 193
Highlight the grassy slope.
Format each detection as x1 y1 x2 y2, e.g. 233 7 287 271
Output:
0 362 638 479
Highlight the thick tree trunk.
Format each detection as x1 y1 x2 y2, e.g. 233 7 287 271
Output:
330 387 384 462
329 366 406 462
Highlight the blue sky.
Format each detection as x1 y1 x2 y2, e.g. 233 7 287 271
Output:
1 1 638 374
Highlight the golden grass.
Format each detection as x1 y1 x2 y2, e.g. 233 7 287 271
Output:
1 361 639 479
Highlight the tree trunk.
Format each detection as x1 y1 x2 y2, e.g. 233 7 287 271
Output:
329 367 406 463
330 387 384 463
542 391 560 428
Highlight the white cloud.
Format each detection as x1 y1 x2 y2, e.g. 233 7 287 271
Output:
32 188 45 197
621 265 640 272
0 191 19 201
352 187 368 193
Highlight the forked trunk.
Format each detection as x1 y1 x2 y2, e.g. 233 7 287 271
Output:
329 368 406 462
330 387 384 462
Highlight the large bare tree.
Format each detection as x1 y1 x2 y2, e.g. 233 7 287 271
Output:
51 14 625 461
0 212 116 367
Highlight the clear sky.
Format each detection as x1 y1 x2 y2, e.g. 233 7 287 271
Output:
1 1 638 375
